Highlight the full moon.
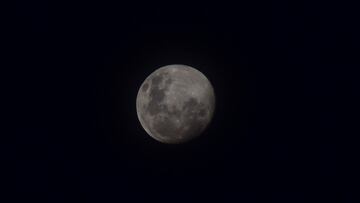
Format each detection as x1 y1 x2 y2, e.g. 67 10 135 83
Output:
136 64 215 144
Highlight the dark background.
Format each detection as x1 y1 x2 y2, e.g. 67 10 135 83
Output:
10 0 358 202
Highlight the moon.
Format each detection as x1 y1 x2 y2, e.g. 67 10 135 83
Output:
136 64 215 144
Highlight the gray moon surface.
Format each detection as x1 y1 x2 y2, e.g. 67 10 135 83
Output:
136 64 215 144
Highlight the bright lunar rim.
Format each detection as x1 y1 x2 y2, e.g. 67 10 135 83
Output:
136 64 216 144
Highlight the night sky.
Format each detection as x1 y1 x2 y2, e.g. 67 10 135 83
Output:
11 1 358 202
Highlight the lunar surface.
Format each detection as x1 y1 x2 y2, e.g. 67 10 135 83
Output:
136 64 215 144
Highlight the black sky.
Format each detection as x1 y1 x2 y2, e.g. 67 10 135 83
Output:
10 0 359 202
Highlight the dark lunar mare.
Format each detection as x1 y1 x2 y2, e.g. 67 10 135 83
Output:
147 73 168 116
